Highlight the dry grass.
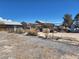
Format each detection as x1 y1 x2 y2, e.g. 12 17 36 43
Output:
26 29 37 36
0 32 79 59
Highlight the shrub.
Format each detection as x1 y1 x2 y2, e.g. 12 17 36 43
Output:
26 29 37 36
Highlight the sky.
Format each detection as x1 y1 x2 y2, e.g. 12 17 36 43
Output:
0 0 79 25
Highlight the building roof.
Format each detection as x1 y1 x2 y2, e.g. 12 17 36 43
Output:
4 21 22 25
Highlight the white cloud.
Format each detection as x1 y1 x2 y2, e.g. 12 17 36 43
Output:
0 17 21 25
0 17 12 22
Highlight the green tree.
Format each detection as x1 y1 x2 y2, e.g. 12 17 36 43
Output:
74 13 79 21
21 22 27 29
74 13 79 28
62 14 73 27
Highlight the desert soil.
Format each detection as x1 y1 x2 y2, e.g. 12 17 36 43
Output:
0 32 79 59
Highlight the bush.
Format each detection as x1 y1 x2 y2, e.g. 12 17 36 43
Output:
26 29 37 36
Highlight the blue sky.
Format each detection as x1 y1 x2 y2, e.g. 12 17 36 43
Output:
0 0 79 24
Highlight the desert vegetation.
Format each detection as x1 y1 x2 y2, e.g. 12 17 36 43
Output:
0 32 79 59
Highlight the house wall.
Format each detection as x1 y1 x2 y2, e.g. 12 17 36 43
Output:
0 25 7 31
0 25 23 32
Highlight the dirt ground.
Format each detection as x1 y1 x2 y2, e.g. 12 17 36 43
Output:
0 31 79 59
53 33 79 41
